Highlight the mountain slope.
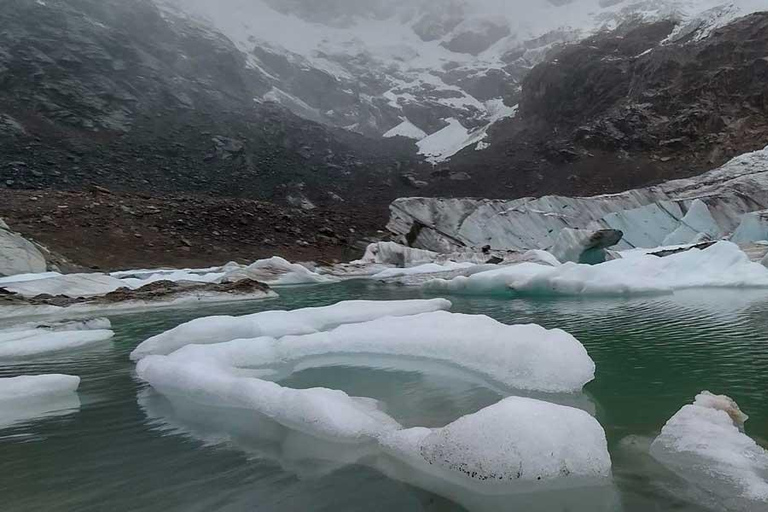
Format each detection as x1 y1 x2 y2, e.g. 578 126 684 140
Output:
160 0 766 152
0 0 421 207
437 12 768 199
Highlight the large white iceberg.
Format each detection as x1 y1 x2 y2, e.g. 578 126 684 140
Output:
134 298 610 506
130 299 452 360
171 311 594 393
0 319 114 358
424 242 768 297
380 396 611 489
650 392 768 509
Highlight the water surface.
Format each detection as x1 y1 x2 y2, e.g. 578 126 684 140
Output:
2 282 767 511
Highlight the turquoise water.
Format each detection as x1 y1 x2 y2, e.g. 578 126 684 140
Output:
2 282 767 511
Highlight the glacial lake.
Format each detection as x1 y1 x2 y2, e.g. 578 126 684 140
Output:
2 281 768 511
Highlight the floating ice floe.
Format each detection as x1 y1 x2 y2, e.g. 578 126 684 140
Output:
424 242 768 297
0 318 114 358
370 262 477 280
170 311 594 393
650 392 768 510
380 396 611 489
0 374 81 400
220 256 338 286
130 299 452 360
0 375 81 429
135 298 610 505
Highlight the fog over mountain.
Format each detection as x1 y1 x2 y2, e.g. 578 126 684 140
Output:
1 0 766 214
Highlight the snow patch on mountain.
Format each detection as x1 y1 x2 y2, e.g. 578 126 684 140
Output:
158 0 766 145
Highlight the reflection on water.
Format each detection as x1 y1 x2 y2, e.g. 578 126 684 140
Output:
2 282 768 511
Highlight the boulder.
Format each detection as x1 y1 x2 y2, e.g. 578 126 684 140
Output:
0 221 47 277
549 228 623 264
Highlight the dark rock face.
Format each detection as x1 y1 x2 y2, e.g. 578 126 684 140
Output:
0 0 422 208
436 14 768 200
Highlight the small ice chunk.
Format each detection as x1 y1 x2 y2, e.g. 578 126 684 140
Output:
130 299 452 360
380 396 611 489
221 256 339 286
0 374 81 401
371 262 476 279
650 391 768 506
0 375 81 428
355 242 441 267
135 356 402 443
172 311 595 393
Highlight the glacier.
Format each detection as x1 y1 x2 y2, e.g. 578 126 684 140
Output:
388 146 768 253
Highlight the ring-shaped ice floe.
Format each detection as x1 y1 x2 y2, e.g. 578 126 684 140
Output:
135 300 610 496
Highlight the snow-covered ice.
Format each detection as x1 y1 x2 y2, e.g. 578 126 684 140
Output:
130 299 452 360
0 374 81 401
0 271 62 285
371 262 477 280
424 242 768 297
2 273 129 298
650 392 768 509
221 256 338 286
380 396 610 489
